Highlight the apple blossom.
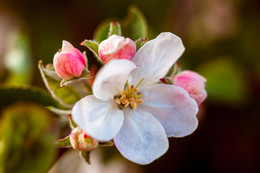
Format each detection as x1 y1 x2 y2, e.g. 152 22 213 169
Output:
72 32 198 164
98 35 136 63
173 70 207 106
70 127 99 151
53 41 87 80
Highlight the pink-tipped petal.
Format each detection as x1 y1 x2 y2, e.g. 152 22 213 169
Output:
140 84 199 138
175 70 206 83
53 52 86 80
53 41 86 80
173 71 207 106
114 108 168 165
98 35 136 63
72 95 124 141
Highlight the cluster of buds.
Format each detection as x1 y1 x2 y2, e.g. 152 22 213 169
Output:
43 20 207 165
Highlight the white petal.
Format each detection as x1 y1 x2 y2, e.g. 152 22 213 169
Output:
72 95 124 141
129 32 185 89
114 108 168 165
140 84 198 137
93 60 136 101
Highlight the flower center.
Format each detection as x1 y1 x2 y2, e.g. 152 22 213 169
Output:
115 79 144 110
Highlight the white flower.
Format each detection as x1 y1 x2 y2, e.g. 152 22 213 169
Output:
72 32 198 165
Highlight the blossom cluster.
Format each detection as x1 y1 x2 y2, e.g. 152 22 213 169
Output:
40 23 207 165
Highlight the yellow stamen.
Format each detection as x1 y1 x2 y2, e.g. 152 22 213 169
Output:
115 79 144 110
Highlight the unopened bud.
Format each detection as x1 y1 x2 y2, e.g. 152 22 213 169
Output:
70 127 99 151
98 35 136 63
53 41 87 80
173 70 207 106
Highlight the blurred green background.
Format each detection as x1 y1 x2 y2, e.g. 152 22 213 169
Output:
0 0 260 172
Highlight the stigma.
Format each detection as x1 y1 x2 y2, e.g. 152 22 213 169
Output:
115 79 144 110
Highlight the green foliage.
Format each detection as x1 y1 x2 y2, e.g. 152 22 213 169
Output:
121 6 148 40
93 6 148 42
0 103 57 173
38 61 82 109
0 85 60 110
4 32 32 86
197 57 247 104
93 20 111 43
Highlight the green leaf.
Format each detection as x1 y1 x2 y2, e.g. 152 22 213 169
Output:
80 151 91 164
0 85 60 110
38 61 82 109
93 20 111 43
0 103 57 173
55 136 71 148
121 6 148 40
197 57 248 104
43 64 61 80
81 40 104 65
108 22 122 36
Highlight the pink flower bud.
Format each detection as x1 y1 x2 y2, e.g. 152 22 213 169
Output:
173 70 207 106
70 127 99 151
53 41 86 80
98 35 136 63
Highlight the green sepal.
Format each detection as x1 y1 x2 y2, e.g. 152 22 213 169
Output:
46 106 71 116
160 77 173 85
166 63 180 78
54 136 71 148
80 151 91 164
69 114 77 129
99 141 114 147
60 71 92 87
80 40 104 65
44 64 61 80
121 6 148 40
108 22 122 37
135 38 148 50
38 60 82 109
